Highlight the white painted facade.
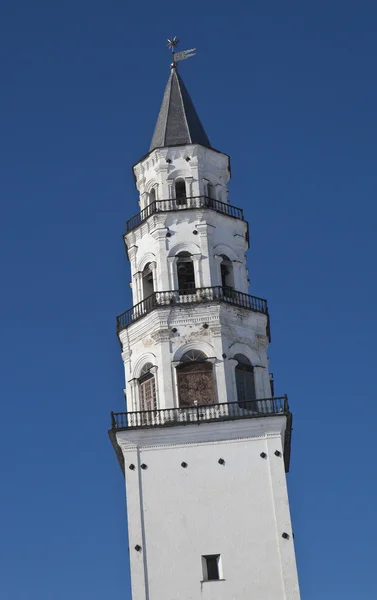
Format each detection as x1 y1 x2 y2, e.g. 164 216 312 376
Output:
112 70 300 599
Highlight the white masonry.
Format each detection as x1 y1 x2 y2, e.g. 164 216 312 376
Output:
111 59 301 600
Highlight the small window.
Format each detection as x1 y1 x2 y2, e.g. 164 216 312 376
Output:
220 255 234 290
234 354 256 409
176 252 196 293
175 179 187 205
202 554 221 581
207 183 215 200
142 263 154 299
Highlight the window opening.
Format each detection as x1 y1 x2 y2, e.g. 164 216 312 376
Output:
139 363 157 414
202 555 221 581
175 179 187 205
177 351 215 407
234 354 257 410
142 263 154 300
220 255 234 292
207 183 214 200
176 252 196 294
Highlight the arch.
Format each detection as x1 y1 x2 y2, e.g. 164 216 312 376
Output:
174 341 214 362
137 252 156 273
228 341 265 367
144 178 158 194
213 244 239 263
234 353 256 409
176 349 215 407
132 353 157 379
168 242 200 258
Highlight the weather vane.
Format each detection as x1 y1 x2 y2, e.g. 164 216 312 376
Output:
167 37 196 68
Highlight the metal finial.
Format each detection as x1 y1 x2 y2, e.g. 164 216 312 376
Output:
167 37 179 53
167 37 196 69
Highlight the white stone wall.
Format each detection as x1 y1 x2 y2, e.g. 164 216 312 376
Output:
119 303 270 413
116 418 300 600
133 144 230 209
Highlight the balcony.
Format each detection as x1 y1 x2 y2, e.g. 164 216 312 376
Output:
116 286 269 334
110 397 292 472
125 195 245 233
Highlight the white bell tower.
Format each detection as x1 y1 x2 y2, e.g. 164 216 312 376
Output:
110 43 301 600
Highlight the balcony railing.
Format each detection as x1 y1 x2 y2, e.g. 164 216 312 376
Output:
126 196 244 233
116 286 269 333
111 396 289 430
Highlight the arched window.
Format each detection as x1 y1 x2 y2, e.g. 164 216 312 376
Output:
176 351 215 407
149 187 156 205
142 263 154 299
177 252 196 294
220 255 234 289
175 179 187 205
207 183 215 200
139 362 157 412
234 354 256 409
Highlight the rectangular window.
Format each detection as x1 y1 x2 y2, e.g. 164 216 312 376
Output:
202 554 221 581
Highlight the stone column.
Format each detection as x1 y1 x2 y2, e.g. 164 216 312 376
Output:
196 222 214 287
214 254 223 287
167 256 178 290
149 261 158 292
191 254 202 289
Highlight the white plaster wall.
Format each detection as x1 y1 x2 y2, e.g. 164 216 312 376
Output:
133 144 230 208
118 303 270 413
117 418 300 600
126 210 249 305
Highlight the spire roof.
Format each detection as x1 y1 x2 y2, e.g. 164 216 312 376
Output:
149 66 211 152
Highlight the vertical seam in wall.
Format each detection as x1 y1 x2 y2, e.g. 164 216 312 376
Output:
137 448 150 600
266 436 287 600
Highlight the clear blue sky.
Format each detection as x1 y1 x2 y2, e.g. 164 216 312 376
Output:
1 1 376 598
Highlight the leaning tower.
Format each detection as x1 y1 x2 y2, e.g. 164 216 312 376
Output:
110 45 300 600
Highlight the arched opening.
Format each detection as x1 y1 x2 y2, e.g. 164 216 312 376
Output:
220 255 234 290
177 350 215 407
234 354 256 410
207 183 215 200
175 179 187 205
149 187 156 205
177 252 196 294
142 263 154 299
139 363 157 413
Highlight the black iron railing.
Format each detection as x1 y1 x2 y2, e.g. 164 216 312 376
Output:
111 396 289 430
116 287 268 332
126 196 244 232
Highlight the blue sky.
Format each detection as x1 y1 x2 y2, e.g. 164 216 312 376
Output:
1 1 376 598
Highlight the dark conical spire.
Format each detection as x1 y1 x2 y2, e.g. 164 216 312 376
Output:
149 66 211 152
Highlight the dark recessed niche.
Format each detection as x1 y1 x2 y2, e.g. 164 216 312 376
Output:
181 462 188 468
185 156 191 161
282 532 290 540
134 544 142 551
202 323 209 329
166 231 172 237
129 464 136 470
260 452 267 459
274 450 282 457
218 458 225 465
193 230 198 235
171 327 177 333
166 158 172 163
222 353 227 359
141 464 148 470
